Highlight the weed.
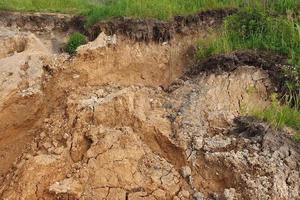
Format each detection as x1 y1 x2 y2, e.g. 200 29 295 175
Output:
65 32 87 54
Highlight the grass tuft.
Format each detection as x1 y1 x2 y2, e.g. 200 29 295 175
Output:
65 32 87 54
250 94 300 140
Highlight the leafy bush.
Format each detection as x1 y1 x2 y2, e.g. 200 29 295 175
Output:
65 32 87 54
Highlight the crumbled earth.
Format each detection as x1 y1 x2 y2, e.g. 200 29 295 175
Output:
0 12 300 200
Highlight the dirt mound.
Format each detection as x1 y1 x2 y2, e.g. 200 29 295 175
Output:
0 11 300 200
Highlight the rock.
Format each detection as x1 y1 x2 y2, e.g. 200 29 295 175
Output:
53 147 64 155
193 192 205 200
203 135 232 151
49 178 83 199
43 142 52 150
77 32 117 54
223 188 236 200
181 166 192 178
178 190 190 198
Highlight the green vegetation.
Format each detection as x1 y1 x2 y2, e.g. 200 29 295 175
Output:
196 1 300 140
0 0 94 14
250 94 300 140
1 0 299 26
84 0 245 26
197 8 300 60
197 3 300 98
65 32 87 54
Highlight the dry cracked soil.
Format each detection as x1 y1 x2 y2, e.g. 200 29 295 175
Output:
0 11 299 200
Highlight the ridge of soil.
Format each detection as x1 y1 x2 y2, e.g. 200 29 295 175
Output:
0 11 84 32
87 8 237 41
184 50 290 95
0 8 236 42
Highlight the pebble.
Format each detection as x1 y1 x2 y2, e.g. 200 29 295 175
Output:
181 166 192 178
193 192 205 200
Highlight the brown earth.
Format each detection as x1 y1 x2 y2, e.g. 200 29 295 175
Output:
0 10 300 200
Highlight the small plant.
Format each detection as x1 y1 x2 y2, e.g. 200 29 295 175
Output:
250 93 300 141
65 32 87 54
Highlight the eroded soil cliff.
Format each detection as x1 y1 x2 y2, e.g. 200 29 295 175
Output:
0 10 299 200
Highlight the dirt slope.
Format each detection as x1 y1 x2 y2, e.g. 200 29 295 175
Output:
0 10 299 200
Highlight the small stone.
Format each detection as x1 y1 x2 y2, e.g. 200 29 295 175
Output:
179 190 190 198
285 156 297 169
52 141 58 147
193 137 203 150
63 133 69 139
47 147 54 154
152 189 166 199
24 154 32 160
40 132 46 139
193 192 205 200
223 188 236 200
181 166 192 178
73 74 80 79
43 142 52 149
53 147 64 155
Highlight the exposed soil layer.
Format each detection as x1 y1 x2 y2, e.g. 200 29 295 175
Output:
87 8 237 42
0 8 236 43
185 50 290 95
0 11 84 32
0 10 300 200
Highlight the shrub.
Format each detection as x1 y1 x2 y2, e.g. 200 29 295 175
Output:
65 32 87 54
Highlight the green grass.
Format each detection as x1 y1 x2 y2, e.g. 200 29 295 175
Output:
197 6 300 98
0 0 96 14
85 0 300 25
195 2 300 139
84 0 246 25
1 0 299 25
65 32 87 54
197 8 300 59
250 94 300 140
